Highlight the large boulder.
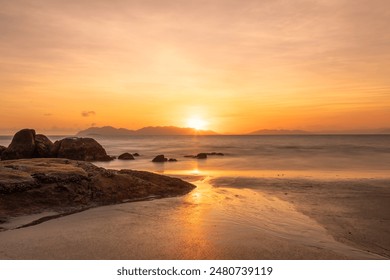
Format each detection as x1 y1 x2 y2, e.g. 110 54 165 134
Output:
118 152 135 160
34 134 54 158
52 137 113 161
1 129 36 160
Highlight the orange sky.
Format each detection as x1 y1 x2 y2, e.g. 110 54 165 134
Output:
1 0 389 134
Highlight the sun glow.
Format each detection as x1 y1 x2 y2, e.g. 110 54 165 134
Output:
186 117 207 130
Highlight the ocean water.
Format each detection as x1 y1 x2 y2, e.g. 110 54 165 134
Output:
1 135 390 177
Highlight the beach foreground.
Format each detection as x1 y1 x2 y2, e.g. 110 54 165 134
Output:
0 173 388 259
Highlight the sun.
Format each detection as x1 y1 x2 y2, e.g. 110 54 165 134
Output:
186 117 206 130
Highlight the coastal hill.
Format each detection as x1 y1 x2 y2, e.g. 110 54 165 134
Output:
77 126 218 136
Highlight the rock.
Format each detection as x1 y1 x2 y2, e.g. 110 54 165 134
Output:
0 158 196 219
52 137 113 161
196 153 207 159
152 155 168 162
184 152 224 159
1 129 36 160
133 153 140 157
168 158 177 162
118 153 135 160
34 134 54 158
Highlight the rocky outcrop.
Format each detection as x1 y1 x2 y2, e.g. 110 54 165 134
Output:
0 158 196 219
1 129 36 160
1 129 114 162
34 134 54 158
118 153 135 160
133 153 140 157
52 137 113 161
152 155 168 162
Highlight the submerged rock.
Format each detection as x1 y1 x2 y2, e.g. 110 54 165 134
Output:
1 129 36 160
118 153 135 160
184 152 224 159
0 158 196 219
152 155 168 162
52 137 113 162
207 152 224 156
196 153 207 159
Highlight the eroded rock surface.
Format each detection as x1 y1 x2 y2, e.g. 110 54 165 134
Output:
0 158 195 219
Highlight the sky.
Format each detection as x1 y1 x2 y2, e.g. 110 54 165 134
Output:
1 0 389 134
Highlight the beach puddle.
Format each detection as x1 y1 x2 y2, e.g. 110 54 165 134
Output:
0 178 382 259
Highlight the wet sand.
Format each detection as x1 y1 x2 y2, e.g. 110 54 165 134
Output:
0 176 388 259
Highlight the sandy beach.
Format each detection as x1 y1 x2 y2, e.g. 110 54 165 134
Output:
0 174 388 260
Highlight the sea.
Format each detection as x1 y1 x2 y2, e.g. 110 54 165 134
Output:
1 134 390 177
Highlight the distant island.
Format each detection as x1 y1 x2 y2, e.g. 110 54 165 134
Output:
248 128 390 135
77 126 219 136
248 129 310 135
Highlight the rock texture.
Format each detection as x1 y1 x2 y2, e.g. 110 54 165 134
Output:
1 129 36 160
34 134 54 158
52 137 113 161
118 153 135 160
0 146 6 156
0 158 195 219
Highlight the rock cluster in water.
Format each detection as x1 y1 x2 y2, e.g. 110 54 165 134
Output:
152 154 178 162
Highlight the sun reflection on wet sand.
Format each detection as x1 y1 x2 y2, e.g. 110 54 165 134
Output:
167 177 381 259
0 173 384 259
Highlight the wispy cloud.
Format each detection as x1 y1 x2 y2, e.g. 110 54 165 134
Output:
81 111 96 117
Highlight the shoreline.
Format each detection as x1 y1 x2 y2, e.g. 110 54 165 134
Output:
0 174 388 259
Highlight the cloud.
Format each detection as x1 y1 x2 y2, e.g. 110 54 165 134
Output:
43 113 52 116
81 111 96 117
